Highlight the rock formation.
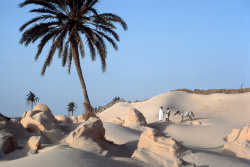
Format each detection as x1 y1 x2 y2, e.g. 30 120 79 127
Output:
24 136 41 155
132 128 193 167
21 104 64 144
0 132 19 155
222 125 250 160
77 114 85 122
66 117 106 154
71 116 78 123
33 104 51 113
123 108 147 127
54 115 72 124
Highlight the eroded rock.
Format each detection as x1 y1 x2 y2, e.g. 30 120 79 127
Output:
77 114 85 122
0 131 19 154
132 128 192 167
223 125 250 159
24 136 41 154
66 117 106 154
55 115 72 124
71 116 78 123
21 104 64 144
123 108 147 127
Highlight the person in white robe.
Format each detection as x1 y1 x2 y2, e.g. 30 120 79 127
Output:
159 106 164 121
165 108 170 122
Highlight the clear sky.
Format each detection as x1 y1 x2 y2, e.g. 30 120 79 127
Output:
0 0 249 117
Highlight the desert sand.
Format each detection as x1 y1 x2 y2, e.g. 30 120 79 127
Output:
0 91 249 167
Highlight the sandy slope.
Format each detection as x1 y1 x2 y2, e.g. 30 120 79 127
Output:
1 91 249 167
99 91 250 166
0 144 151 167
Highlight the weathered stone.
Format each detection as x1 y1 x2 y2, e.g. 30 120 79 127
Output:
71 116 78 123
132 128 191 167
0 131 19 154
21 105 64 144
33 104 51 113
223 126 250 159
24 136 41 154
123 108 147 127
10 117 22 125
77 114 85 122
66 117 106 154
55 115 72 124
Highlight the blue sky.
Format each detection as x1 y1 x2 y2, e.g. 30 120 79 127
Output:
0 0 249 117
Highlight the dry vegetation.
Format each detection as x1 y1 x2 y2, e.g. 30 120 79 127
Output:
173 88 250 95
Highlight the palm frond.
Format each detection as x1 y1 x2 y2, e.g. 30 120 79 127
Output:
30 8 58 15
41 30 67 75
19 0 57 11
19 15 54 32
35 29 61 60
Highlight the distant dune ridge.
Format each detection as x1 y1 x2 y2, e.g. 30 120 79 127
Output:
0 90 250 167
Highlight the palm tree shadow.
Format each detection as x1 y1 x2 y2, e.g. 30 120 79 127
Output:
148 121 174 136
106 140 139 158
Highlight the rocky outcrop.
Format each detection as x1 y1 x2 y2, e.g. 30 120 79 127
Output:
77 114 85 122
54 115 72 124
123 108 147 127
21 104 64 144
132 128 193 167
33 104 51 113
10 117 22 125
0 115 31 146
71 116 78 123
222 125 250 159
24 136 41 155
66 117 106 154
0 131 19 155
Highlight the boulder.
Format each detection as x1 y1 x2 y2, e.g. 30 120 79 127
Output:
66 117 106 154
24 136 41 154
21 105 64 144
123 108 147 127
71 116 78 123
0 117 32 146
10 117 22 125
0 131 19 154
132 128 192 167
112 117 124 125
33 104 51 113
222 125 250 159
77 114 85 122
55 115 72 124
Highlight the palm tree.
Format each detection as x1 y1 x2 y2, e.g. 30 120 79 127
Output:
19 0 127 120
67 102 77 117
26 91 39 110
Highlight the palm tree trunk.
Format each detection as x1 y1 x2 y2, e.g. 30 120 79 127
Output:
70 39 94 120
31 102 33 110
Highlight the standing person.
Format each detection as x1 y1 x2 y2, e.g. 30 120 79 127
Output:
159 106 164 121
165 108 170 122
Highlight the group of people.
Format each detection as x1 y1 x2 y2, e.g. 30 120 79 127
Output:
159 106 170 122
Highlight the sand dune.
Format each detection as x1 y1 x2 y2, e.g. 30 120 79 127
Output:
1 91 249 167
